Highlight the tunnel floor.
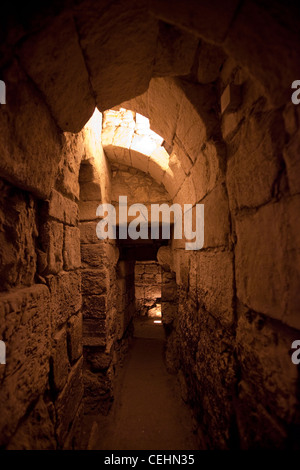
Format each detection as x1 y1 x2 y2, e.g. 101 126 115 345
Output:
87 317 199 450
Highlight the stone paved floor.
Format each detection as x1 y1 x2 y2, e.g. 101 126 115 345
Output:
89 317 199 450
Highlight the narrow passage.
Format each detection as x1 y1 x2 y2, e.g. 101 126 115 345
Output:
90 318 198 450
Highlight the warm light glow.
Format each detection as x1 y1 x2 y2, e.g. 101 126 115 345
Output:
154 320 162 324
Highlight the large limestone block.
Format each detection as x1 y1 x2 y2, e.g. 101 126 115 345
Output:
51 327 70 392
47 190 79 226
236 309 299 432
190 141 222 203
149 0 239 43
63 226 81 271
235 196 300 329
55 357 83 447
67 312 83 365
224 0 300 107
226 111 285 210
283 133 300 196
202 183 230 248
0 181 37 290
18 12 95 132
75 0 158 110
197 42 227 84
0 62 63 199
153 22 199 77
40 221 64 274
6 397 56 450
0 285 51 446
46 271 82 330
176 81 219 162
81 269 108 295
56 132 85 201
197 251 234 328
147 77 182 145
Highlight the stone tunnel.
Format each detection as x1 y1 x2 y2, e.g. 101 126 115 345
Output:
0 0 300 450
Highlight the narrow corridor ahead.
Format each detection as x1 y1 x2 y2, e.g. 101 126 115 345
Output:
90 318 199 450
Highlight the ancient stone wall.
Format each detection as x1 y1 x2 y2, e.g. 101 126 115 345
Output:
135 262 162 316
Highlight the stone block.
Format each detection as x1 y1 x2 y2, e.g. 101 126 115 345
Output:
18 12 94 132
63 226 81 270
236 310 299 427
197 42 226 84
283 133 300 195
75 0 158 111
46 271 82 329
235 196 300 329
153 22 198 77
0 285 51 446
78 200 100 221
51 327 70 391
6 397 56 450
190 141 221 203
226 111 285 210
82 295 107 319
67 312 83 364
40 221 64 274
197 251 234 328
221 83 242 114
55 358 84 447
202 183 230 248
82 269 108 295
0 181 37 290
48 189 79 226
0 62 63 200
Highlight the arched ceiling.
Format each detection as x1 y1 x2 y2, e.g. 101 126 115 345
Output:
1 0 299 134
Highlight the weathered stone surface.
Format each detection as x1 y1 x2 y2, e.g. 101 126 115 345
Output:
157 246 173 271
224 0 300 106
78 200 100 221
236 308 299 448
148 77 181 145
6 397 56 450
202 183 230 248
63 226 81 270
40 221 64 274
0 62 63 199
55 131 84 200
46 271 82 330
150 0 239 43
82 295 107 319
153 22 198 77
176 82 219 162
0 180 37 290
51 327 70 391
0 285 51 446
47 190 79 226
190 141 221 203
55 357 83 447
67 312 83 364
235 196 300 330
62 402 84 450
18 12 95 132
83 367 113 414
81 269 108 295
80 221 99 244
226 111 285 210
76 0 158 111
283 134 300 196
81 242 119 267
197 42 226 84
197 251 234 328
